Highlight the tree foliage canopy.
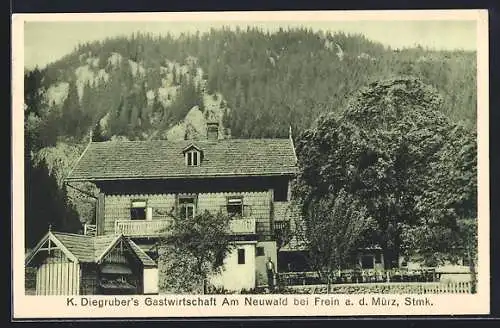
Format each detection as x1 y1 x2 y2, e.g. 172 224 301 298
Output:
299 190 373 283
293 77 477 268
158 210 233 294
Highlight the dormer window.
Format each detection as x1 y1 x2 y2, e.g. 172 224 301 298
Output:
182 144 203 167
186 150 200 166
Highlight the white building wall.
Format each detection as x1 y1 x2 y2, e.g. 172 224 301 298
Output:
143 268 159 294
210 242 256 292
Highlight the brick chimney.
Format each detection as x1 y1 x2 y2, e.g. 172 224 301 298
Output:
207 122 219 140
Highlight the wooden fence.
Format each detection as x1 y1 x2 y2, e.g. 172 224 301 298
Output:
284 281 473 294
277 269 470 286
415 281 472 294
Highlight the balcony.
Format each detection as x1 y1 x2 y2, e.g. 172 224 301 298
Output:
112 218 256 237
115 219 173 237
229 218 256 235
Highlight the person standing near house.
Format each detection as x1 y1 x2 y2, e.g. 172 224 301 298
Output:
266 257 275 289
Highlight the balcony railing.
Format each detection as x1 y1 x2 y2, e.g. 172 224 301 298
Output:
115 219 173 237
84 224 97 236
114 218 256 237
229 218 256 235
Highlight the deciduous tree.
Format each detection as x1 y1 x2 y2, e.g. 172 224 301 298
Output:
298 190 372 292
158 210 233 294
294 77 477 271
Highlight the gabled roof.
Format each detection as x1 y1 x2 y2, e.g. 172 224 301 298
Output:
127 239 157 267
65 139 298 182
25 231 157 267
182 143 202 153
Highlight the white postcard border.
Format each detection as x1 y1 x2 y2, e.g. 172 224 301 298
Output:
11 9 490 319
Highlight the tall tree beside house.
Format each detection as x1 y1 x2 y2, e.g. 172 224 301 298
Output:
24 70 83 248
399 121 477 288
294 77 477 270
297 190 372 292
25 159 82 248
158 210 233 294
343 77 477 268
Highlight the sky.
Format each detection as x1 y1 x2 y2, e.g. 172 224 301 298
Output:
22 16 478 70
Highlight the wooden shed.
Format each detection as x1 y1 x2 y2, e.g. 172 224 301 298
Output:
25 231 158 295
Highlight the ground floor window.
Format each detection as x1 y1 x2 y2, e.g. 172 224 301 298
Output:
237 249 245 264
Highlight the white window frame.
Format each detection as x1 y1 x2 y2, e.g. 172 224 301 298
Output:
131 200 147 220
185 150 201 166
178 195 197 219
226 196 243 217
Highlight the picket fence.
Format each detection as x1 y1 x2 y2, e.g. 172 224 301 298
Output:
285 281 474 294
414 281 473 294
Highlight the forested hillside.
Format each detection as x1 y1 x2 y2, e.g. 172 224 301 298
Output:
23 27 477 248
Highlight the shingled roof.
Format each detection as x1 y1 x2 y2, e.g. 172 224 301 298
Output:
66 138 298 181
25 232 156 267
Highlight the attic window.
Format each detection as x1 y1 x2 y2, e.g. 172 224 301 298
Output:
185 150 201 166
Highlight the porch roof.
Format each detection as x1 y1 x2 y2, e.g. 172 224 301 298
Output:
25 231 157 267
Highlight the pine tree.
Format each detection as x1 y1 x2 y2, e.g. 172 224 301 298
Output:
61 80 83 137
81 81 95 124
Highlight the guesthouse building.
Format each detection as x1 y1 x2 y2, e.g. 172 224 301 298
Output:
61 123 300 292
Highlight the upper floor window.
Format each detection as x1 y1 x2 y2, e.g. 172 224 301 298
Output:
131 200 147 220
178 195 196 219
226 196 243 217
